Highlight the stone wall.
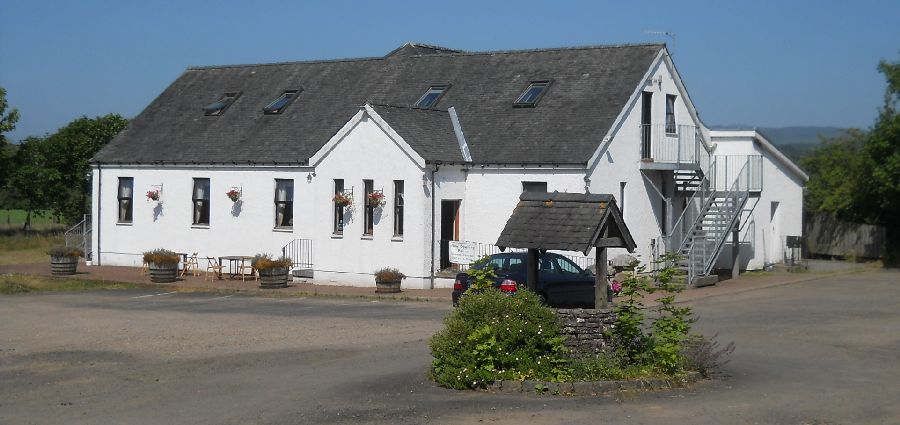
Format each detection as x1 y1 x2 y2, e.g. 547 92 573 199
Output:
556 308 617 356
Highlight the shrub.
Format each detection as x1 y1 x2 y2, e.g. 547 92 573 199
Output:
251 254 292 271
142 249 180 266
47 245 82 258
429 288 569 389
568 352 652 381
679 333 735 377
373 267 405 283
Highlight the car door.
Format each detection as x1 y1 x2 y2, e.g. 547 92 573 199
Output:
551 255 595 307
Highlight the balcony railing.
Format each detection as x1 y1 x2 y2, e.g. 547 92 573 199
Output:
711 155 762 192
641 124 710 168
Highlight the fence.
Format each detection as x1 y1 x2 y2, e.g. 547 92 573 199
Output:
281 239 314 270
804 214 885 259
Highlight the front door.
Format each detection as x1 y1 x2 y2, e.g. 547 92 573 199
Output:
440 200 460 270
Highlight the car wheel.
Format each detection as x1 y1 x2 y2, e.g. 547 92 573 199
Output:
537 293 548 305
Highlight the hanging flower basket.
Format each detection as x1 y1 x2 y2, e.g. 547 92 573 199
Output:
333 193 352 207
226 189 241 202
367 192 385 207
146 189 160 202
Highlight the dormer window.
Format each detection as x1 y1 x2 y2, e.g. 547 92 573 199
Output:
203 92 241 116
414 85 449 108
263 90 300 115
513 81 550 107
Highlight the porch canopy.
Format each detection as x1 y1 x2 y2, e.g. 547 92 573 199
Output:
496 192 636 309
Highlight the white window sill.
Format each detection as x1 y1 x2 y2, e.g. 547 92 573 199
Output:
361 235 373 240
272 227 293 233
391 236 404 242
331 233 343 239
116 222 133 226
191 224 210 229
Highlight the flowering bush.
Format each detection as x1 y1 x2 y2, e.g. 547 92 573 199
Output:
429 289 569 389
367 191 385 207
333 193 352 207
226 189 241 202
610 279 622 295
146 189 160 202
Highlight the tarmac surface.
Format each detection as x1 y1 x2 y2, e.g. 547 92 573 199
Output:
1 268 898 424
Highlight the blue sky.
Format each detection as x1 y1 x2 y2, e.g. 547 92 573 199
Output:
1 0 898 142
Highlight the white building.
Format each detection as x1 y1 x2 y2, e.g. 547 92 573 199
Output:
89 42 807 288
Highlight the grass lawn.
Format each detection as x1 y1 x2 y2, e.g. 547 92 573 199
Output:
0 274 139 294
0 233 64 266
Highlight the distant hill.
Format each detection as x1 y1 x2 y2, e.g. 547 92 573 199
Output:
711 125 848 162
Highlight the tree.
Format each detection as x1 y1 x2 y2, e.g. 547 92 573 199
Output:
40 114 129 222
802 56 900 264
0 87 21 187
6 136 58 230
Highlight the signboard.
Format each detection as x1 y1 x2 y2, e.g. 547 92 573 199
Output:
448 241 479 265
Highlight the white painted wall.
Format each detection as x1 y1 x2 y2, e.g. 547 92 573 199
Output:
710 131 807 269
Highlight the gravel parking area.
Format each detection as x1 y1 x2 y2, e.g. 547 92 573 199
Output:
1 270 898 424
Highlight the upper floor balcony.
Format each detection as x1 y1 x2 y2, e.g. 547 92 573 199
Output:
640 124 710 171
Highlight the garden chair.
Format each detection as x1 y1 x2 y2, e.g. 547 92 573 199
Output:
238 258 257 282
180 252 200 277
204 257 224 281
140 259 149 275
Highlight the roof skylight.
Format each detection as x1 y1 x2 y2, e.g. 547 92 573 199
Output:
263 90 300 115
414 85 449 108
203 92 241 116
513 81 550 107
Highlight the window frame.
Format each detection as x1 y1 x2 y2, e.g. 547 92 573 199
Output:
203 92 241 116
414 84 450 108
513 80 551 108
665 94 677 134
263 89 301 115
274 179 294 229
333 179 344 235
192 178 211 226
363 179 374 236
393 180 404 237
117 177 134 223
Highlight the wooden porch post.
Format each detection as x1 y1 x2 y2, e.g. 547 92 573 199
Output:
526 248 539 292
595 225 610 309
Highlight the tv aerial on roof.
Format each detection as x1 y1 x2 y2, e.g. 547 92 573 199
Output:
645 30 676 56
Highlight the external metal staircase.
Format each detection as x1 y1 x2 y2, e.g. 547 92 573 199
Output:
64 214 92 261
665 158 754 284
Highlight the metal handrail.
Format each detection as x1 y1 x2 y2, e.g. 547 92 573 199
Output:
281 239 314 270
641 123 710 166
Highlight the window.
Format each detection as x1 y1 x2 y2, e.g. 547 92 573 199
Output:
665 94 677 134
414 85 449 108
192 178 210 225
513 81 550 107
522 181 548 193
203 92 241 116
333 179 344 234
393 180 404 237
263 90 300 115
117 177 133 223
274 179 294 228
554 256 584 275
363 179 374 236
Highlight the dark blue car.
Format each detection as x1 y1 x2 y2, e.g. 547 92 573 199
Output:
451 252 597 308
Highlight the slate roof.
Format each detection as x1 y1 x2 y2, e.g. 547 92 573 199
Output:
496 192 636 255
92 43 664 165
369 104 464 162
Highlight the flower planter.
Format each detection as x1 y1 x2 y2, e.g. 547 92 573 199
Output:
50 256 78 276
148 262 178 283
258 268 289 289
375 280 401 293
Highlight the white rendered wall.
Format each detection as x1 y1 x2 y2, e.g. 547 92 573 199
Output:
312 115 431 288
91 165 312 267
711 133 806 269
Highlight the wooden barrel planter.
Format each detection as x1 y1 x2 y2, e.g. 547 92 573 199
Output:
50 256 78 276
258 268 289 289
148 263 178 283
375 280 402 293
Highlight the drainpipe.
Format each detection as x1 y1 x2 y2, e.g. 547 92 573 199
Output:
96 164 102 266
429 164 440 289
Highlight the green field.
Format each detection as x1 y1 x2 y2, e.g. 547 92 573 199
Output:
0 209 58 225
